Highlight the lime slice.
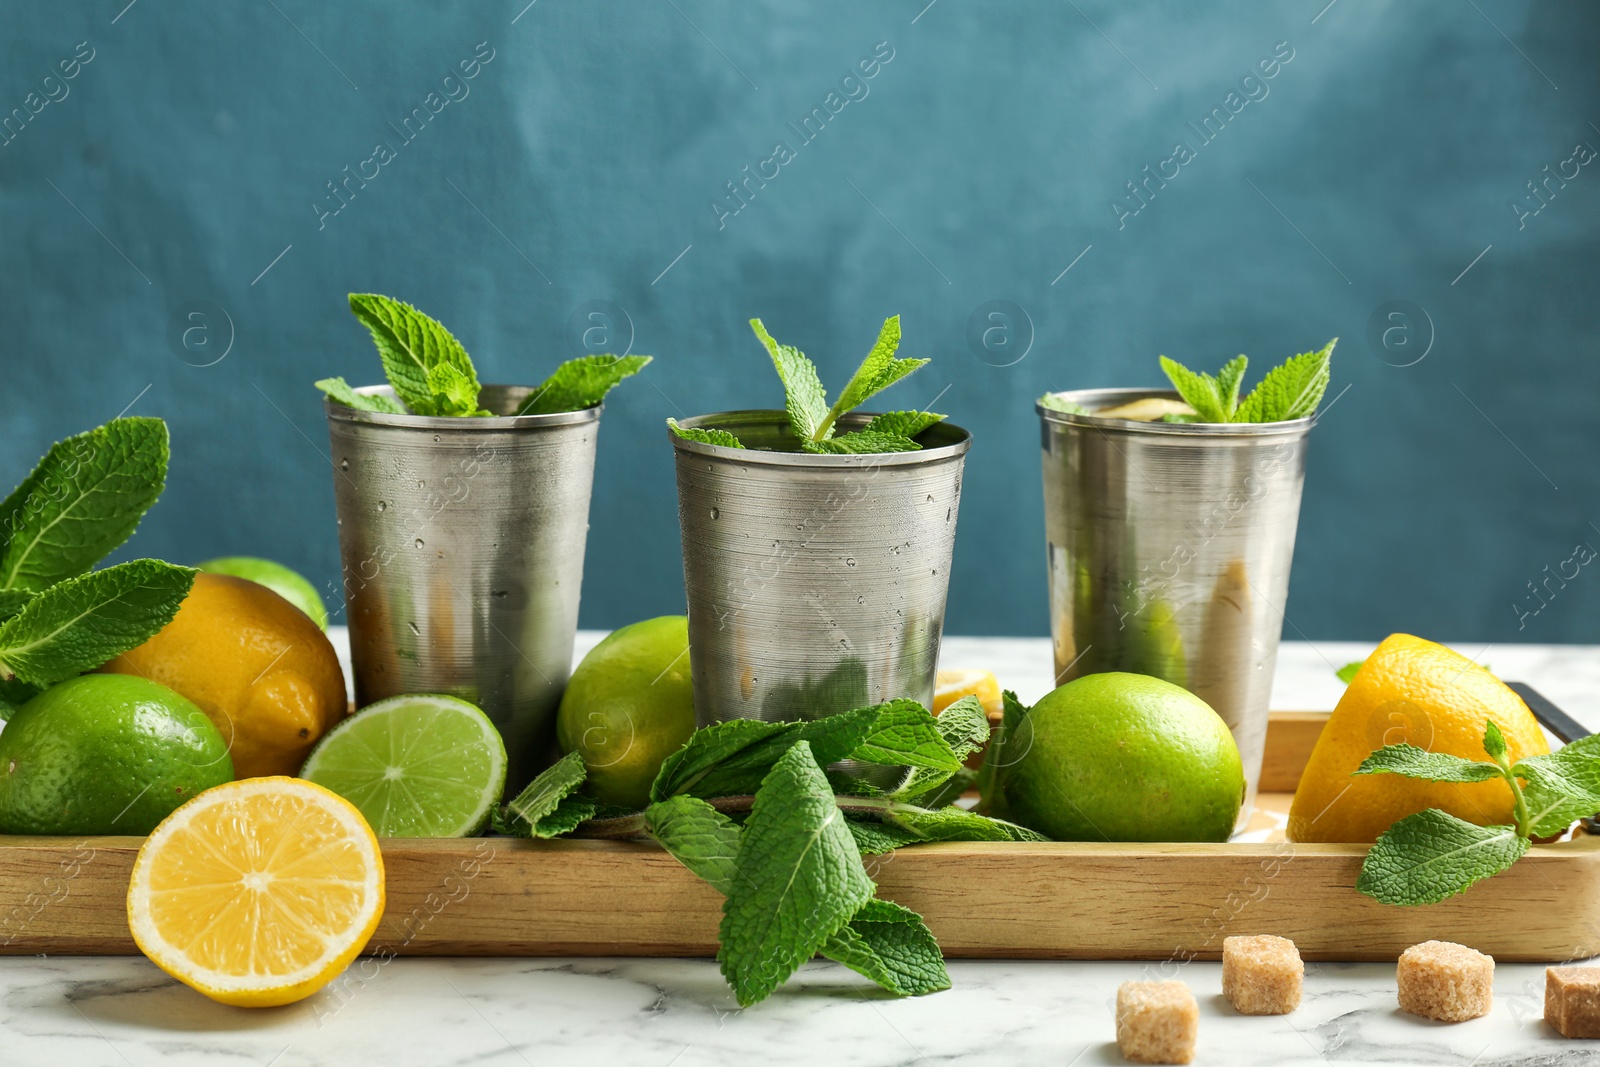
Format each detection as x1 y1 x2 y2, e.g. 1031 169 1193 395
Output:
300 694 507 837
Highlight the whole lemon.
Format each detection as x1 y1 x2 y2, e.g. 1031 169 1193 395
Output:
556 616 696 809
1000 672 1244 842
0 675 232 835
1288 633 1549 843
102 573 347 778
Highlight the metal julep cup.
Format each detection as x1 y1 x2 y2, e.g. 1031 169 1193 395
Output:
1037 388 1315 824
671 411 971 731
326 385 600 790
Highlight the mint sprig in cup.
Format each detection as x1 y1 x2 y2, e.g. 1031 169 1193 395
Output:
318 293 650 417
1039 338 1336 423
668 315 945 452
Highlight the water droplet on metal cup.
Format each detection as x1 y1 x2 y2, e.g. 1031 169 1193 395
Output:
845 557 857 567
340 458 349 472
710 507 719 520
414 538 424 549
407 621 420 636
376 500 387 512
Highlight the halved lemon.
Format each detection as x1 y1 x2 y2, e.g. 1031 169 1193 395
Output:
934 668 1003 719
127 777 385 1007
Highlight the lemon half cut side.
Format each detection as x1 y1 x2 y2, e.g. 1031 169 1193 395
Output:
127 776 385 1007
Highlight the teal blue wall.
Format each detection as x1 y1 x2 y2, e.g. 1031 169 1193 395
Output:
2 1 1596 641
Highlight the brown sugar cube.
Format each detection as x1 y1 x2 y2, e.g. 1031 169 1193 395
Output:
1222 934 1303 1014
1546 967 1600 1038
1396 940 1494 1022
1116 981 1198 1064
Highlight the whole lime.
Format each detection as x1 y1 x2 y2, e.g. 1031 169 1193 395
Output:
198 556 329 630
1000 672 1244 842
556 616 696 809
0 675 234 835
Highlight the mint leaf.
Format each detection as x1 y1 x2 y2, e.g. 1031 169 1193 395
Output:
0 591 31 622
496 792 598 838
750 319 828 443
515 355 652 416
900 696 989 800
347 293 479 417
500 750 587 832
652 705 896 802
1160 412 1202 423
1158 356 1228 422
885 802 1047 843
0 418 169 593
315 377 407 414
821 316 928 437
861 411 945 440
645 794 744 895
1038 393 1091 415
804 431 922 455
1483 720 1508 762
847 816 924 854
913 767 979 810
667 419 745 449
821 899 950 997
1514 734 1600 838
1335 660 1363 684
718 741 875 1006
848 699 960 772
1234 339 1334 422
978 689 1030 817
650 718 794 802
1215 355 1248 417
425 362 488 418
1354 744 1504 784
0 560 194 686
1356 808 1527 906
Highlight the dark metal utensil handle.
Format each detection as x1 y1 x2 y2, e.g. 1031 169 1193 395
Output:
1508 682 1590 743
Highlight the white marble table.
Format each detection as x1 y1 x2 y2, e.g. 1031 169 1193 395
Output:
4 636 1598 1066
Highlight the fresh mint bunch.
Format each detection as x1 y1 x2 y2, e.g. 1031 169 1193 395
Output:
319 293 650 418
667 316 944 453
495 694 1040 1005
1157 339 1335 423
0 419 193 703
1354 720 1600 906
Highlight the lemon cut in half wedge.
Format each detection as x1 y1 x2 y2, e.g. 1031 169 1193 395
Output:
127 776 386 1007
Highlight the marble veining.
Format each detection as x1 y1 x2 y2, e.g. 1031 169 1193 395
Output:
3 636 1597 1065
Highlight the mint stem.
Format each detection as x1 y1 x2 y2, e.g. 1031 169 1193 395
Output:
1489 746 1534 838
571 794 904 840
572 813 648 839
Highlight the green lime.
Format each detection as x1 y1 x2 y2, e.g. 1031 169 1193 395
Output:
1001 672 1244 842
299 694 507 836
198 556 329 630
556 616 696 810
0 675 233 835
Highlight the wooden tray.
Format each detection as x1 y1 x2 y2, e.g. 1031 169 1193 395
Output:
3 708 1597 963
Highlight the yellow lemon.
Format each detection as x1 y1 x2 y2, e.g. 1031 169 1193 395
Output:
103 573 347 778
934 668 1002 719
1288 634 1550 843
126 777 385 1007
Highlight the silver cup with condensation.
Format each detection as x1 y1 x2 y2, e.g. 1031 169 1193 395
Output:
1037 389 1316 826
326 385 600 790
670 411 971 736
